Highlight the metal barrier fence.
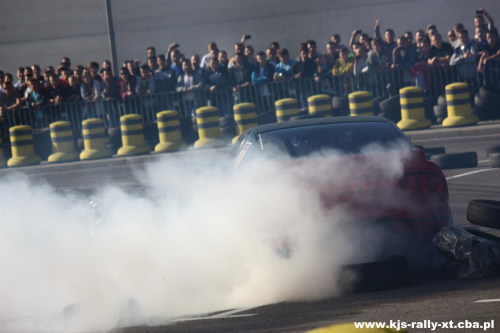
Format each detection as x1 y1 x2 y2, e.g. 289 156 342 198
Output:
1 61 499 135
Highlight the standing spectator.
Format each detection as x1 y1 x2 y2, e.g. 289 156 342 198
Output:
118 67 137 114
392 35 417 88
59 67 71 87
0 81 22 124
88 61 103 96
447 30 457 46
228 42 246 69
218 50 229 69
274 48 296 82
252 51 275 110
450 30 479 94
352 42 368 77
314 53 335 94
146 46 156 59
332 46 355 94
47 74 68 105
201 42 218 70
366 37 393 96
80 71 100 119
136 64 156 120
66 75 82 102
25 78 49 127
170 49 184 78
293 46 317 79
176 59 204 117
326 41 339 68
61 57 72 74
475 25 488 53
266 47 278 67
427 25 438 41
474 9 497 36
155 54 177 93
392 36 417 69
367 38 393 70
229 52 254 104
14 67 28 96
307 40 320 62
245 45 257 66
405 31 414 45
191 54 202 74
102 60 112 71
415 29 427 48
101 68 121 126
452 23 466 48
101 68 121 100
147 56 159 72
205 56 231 116
478 30 500 89
374 19 397 54
429 34 453 66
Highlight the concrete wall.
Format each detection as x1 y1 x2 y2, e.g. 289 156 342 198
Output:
1 0 499 76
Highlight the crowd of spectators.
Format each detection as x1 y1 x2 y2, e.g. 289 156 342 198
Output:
1 8 499 135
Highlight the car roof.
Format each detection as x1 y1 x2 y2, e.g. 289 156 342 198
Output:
242 116 393 136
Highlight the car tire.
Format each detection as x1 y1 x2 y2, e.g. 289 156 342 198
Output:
474 93 497 115
372 96 386 116
346 255 409 292
479 86 500 100
467 200 500 230
463 226 500 244
430 152 478 170
436 116 445 124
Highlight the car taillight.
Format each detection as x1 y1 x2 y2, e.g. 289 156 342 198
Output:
392 173 445 194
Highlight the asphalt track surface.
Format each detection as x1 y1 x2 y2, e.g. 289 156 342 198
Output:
1 121 500 333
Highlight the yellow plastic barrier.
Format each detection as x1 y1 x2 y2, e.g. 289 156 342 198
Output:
155 110 185 153
7 125 42 167
308 94 332 117
117 114 151 156
275 98 299 122
194 106 224 148
233 103 258 144
80 118 114 160
348 91 373 116
397 86 432 130
442 82 478 127
48 121 79 163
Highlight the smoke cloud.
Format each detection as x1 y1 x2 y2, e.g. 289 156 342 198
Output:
0 144 417 332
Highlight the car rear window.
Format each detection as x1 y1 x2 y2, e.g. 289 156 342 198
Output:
259 122 410 158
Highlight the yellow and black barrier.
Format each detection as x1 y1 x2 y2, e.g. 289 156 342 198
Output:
194 106 224 148
308 94 332 117
348 91 373 116
275 98 299 122
443 82 478 127
397 86 432 130
117 114 151 156
0 137 6 167
233 103 258 144
7 125 42 167
155 110 184 153
48 121 79 163
80 118 113 160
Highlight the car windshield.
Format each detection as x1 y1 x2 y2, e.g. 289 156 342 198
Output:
259 122 410 158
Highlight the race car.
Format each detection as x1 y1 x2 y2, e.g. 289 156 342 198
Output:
229 116 451 248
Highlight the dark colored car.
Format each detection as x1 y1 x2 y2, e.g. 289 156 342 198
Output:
230 116 451 242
